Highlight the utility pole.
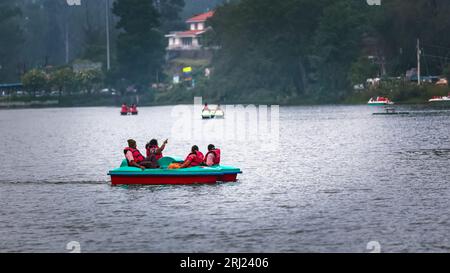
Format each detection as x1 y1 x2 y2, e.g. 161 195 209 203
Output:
65 0 82 64
417 38 421 85
105 0 111 71
65 20 70 64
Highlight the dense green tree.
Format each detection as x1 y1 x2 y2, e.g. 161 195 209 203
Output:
50 68 77 96
113 0 165 88
0 1 23 82
77 70 104 94
22 69 48 97
158 0 186 32
372 0 450 75
209 0 348 100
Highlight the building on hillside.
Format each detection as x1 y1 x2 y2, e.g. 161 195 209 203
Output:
165 11 215 59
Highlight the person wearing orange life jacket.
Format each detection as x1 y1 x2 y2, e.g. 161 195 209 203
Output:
178 145 204 168
204 144 221 166
146 138 168 161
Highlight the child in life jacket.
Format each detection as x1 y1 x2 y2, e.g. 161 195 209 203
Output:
146 139 168 161
168 145 204 169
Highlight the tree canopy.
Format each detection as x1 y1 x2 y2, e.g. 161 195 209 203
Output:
206 0 450 102
0 0 23 82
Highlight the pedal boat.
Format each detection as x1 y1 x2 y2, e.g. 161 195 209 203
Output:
108 157 242 186
368 97 394 106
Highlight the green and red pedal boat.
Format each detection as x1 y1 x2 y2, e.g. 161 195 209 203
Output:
108 157 242 186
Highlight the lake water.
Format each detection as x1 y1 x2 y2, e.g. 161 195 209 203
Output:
0 105 449 253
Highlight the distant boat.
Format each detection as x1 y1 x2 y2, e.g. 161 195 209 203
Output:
368 97 394 106
373 108 410 115
202 109 214 119
202 105 225 119
213 108 225 119
429 95 450 103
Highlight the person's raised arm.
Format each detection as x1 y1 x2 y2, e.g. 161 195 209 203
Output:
157 139 168 154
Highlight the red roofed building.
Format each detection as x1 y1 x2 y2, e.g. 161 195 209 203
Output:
165 11 215 51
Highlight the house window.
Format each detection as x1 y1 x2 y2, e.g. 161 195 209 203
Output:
190 23 196 30
182 37 193 46
197 23 204 30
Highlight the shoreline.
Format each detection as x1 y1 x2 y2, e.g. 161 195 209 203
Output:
0 100 445 110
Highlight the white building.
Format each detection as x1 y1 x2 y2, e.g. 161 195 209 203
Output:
165 11 214 51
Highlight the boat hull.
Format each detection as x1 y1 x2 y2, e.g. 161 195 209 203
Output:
108 158 242 186
111 175 219 186
368 102 394 106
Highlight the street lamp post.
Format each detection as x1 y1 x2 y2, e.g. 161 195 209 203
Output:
66 0 111 71
106 0 111 71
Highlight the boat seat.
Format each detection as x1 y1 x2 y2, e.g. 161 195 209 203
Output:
158 156 184 169
120 157 184 169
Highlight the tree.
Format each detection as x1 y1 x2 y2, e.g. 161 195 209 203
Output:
113 0 165 88
443 65 450 81
0 1 23 82
78 70 104 94
158 0 186 33
207 0 380 101
22 69 48 97
50 68 77 96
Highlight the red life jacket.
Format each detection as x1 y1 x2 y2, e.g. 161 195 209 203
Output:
204 149 221 165
121 105 128 113
124 147 145 164
146 145 163 161
131 106 138 113
185 151 204 167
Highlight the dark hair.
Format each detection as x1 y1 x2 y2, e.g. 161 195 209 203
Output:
146 139 158 149
192 145 199 153
127 139 136 147
208 144 215 151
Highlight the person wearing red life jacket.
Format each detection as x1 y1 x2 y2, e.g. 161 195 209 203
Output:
179 145 204 168
146 138 168 161
124 139 146 170
204 144 221 166
121 103 128 115
130 104 138 115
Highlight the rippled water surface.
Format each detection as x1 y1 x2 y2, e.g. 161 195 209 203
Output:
0 105 449 253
